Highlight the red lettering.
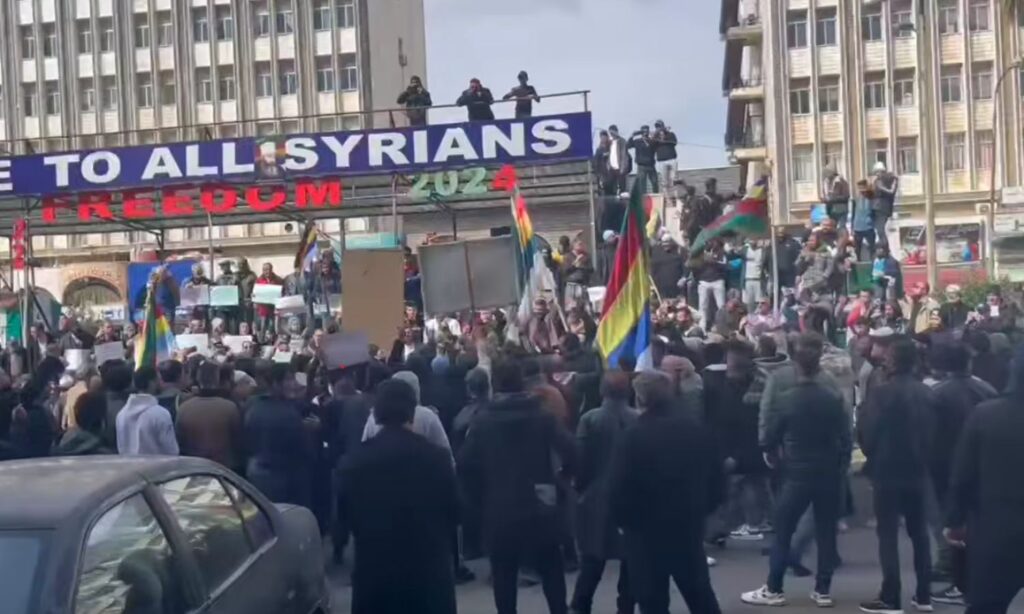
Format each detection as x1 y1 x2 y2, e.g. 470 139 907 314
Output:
246 185 286 212
77 192 115 221
161 187 194 216
295 180 343 208
123 189 156 219
491 164 518 192
200 185 238 213
42 195 75 223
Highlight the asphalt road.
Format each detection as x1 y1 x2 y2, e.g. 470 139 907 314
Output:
328 524 1024 613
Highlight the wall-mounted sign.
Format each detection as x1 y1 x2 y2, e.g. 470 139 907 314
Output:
0 113 593 197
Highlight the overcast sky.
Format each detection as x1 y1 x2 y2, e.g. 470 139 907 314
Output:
423 0 728 169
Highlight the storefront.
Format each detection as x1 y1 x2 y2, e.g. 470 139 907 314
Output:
885 216 987 287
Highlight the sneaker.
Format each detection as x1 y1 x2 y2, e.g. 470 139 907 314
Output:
810 591 834 608
859 600 902 614
931 586 965 606
741 586 786 606
911 598 934 612
706 556 717 567
730 524 765 541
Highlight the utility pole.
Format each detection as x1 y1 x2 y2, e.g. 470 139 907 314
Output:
915 0 939 291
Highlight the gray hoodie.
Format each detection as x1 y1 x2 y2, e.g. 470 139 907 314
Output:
116 394 179 456
362 371 452 458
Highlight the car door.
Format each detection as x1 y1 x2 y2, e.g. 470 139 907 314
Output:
71 492 195 614
155 474 291 614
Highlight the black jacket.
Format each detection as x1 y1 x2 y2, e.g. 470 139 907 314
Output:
704 371 764 475
861 374 933 487
627 135 656 167
397 87 433 126
653 130 678 161
609 408 723 558
341 427 458 614
939 301 970 330
243 394 312 507
763 378 851 482
457 391 577 548
947 393 1024 595
575 400 637 559
929 375 998 497
324 393 372 467
456 87 495 121
650 246 684 299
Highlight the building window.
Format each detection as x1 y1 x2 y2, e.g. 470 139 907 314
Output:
193 8 209 43
160 72 176 103
256 64 273 97
897 137 919 173
219 72 236 100
968 0 990 32
80 81 96 111
862 9 883 41
102 78 117 110
975 130 994 169
316 58 335 92
23 86 38 117
972 64 993 100
216 8 234 41
337 0 356 28
940 67 963 102
22 27 36 59
314 1 332 31
793 146 814 182
43 25 57 58
815 9 837 46
864 76 887 109
893 9 914 38
196 69 212 103
157 12 173 47
276 8 294 34
279 61 298 95
45 83 60 115
822 142 845 176
818 78 840 113
944 133 966 170
138 74 153 107
790 84 811 115
339 54 359 91
869 139 889 169
894 76 915 106
135 17 150 49
78 20 93 53
254 9 271 37
101 19 115 52
939 0 960 34
787 10 808 49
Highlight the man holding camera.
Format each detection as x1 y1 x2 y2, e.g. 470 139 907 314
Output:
397 76 433 126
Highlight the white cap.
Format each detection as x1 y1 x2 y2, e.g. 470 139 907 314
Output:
873 161 886 173
602 230 616 242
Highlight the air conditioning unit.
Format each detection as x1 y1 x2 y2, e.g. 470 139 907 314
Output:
975 202 991 215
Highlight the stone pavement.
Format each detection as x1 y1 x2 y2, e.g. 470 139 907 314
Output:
328 526 1024 613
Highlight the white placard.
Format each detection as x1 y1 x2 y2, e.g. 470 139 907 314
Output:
210 285 240 307
276 295 306 313
222 335 251 355
253 284 283 305
64 349 91 371
94 341 124 365
176 333 210 355
273 351 294 363
180 285 211 307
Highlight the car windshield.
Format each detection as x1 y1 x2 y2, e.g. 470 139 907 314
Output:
0 531 48 614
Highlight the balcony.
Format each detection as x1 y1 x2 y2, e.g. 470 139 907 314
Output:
725 13 763 42
727 77 764 101
725 131 767 161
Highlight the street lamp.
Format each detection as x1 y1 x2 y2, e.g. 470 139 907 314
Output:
988 55 1024 279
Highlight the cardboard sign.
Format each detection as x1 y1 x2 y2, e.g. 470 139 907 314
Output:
321 331 370 369
289 338 305 353
94 341 125 365
253 284 283 305
64 349 91 371
222 335 251 355
276 295 306 313
176 333 210 355
210 285 240 307
273 350 294 363
180 285 211 307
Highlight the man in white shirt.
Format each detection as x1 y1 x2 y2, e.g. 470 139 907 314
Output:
116 365 178 456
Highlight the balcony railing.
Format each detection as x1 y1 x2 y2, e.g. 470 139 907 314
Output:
726 76 764 90
725 132 765 149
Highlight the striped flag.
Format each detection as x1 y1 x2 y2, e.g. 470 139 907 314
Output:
509 176 556 322
690 176 770 254
134 277 176 370
294 221 319 272
596 177 653 370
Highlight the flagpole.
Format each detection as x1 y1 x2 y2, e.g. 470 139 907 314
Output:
768 174 780 317
206 212 216 278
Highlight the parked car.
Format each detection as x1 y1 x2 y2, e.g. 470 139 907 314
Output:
0 456 329 614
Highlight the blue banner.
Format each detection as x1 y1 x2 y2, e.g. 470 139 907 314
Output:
0 113 593 197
